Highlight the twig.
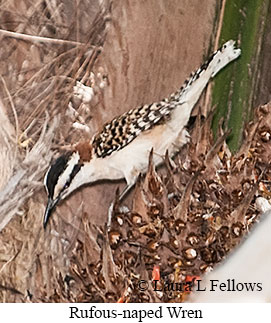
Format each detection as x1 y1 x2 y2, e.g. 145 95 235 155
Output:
214 0 227 51
0 29 91 47
0 76 19 157
202 0 227 116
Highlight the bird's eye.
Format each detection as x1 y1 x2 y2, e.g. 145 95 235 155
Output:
64 183 69 190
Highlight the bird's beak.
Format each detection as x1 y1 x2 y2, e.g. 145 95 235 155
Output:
43 197 58 229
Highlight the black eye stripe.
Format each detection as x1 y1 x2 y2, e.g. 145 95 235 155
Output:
46 152 72 198
70 164 82 181
62 163 82 192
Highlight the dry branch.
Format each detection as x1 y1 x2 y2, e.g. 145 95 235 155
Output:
0 29 88 47
0 115 60 232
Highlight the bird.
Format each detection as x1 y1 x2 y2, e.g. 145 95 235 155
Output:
43 40 241 229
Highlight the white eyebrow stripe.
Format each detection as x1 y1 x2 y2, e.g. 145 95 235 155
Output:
43 167 50 194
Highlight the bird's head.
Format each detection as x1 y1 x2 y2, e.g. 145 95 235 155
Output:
43 142 94 228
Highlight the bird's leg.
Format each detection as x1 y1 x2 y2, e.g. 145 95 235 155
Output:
107 183 135 231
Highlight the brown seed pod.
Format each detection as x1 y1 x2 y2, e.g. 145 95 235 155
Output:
139 224 157 238
232 222 243 237
182 259 194 267
168 257 179 267
116 215 124 226
200 263 213 272
186 233 200 246
147 240 159 251
205 230 216 246
175 219 186 234
127 229 140 240
109 231 121 247
170 237 179 249
148 202 163 217
260 130 271 142
219 226 230 240
183 248 197 260
200 247 216 263
131 214 142 225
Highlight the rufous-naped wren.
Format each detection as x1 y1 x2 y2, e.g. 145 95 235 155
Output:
43 40 241 228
